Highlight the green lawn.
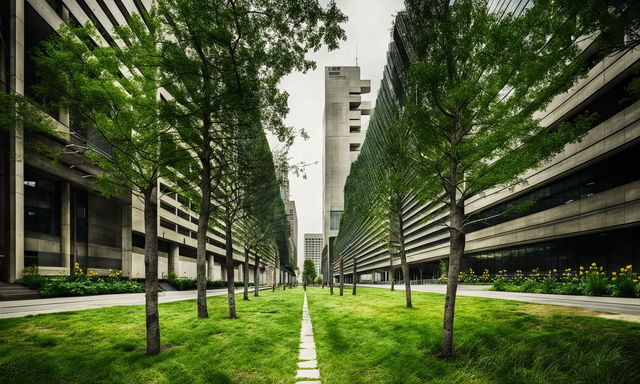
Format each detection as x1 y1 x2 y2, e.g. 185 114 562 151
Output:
0 289 303 384
306 287 640 384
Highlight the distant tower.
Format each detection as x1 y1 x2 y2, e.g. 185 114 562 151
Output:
304 233 324 275
322 66 371 251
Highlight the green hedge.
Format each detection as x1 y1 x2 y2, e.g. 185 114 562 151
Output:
16 266 144 298
39 278 144 297
167 272 254 291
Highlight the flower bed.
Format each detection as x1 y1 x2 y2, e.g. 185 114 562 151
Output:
16 264 145 298
489 263 640 297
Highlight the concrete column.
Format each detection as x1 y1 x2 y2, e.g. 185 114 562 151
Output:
169 244 179 277
121 204 132 277
60 182 71 274
8 0 25 283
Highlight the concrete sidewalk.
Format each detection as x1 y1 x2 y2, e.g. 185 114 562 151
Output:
0 287 269 319
358 284 640 317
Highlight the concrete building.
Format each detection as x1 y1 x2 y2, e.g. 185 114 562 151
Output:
334 1 640 283
285 199 297 280
0 0 287 285
322 66 371 260
304 233 323 275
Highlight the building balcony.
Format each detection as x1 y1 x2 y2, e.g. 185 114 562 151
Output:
359 100 372 115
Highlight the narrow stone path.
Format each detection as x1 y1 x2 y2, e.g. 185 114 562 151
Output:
295 292 321 384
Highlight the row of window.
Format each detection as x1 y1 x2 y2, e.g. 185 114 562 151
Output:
462 226 640 274
467 139 640 232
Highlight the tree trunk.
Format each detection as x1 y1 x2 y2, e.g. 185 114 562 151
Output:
390 265 395 291
243 247 250 301
352 255 357 295
339 256 344 296
196 178 211 318
143 188 160 355
329 259 334 295
254 255 260 297
442 146 465 357
272 259 277 292
224 218 237 319
398 209 412 308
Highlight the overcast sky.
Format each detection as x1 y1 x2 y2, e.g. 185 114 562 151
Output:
275 0 406 272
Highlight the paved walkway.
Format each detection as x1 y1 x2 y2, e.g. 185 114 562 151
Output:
295 292 321 384
359 284 640 317
0 287 263 319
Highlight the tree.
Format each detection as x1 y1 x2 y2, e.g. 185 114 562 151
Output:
333 76 417 306
235 138 283 301
375 117 417 306
403 0 595 356
302 259 317 287
555 0 640 53
34 15 179 355
158 0 346 319
156 0 256 319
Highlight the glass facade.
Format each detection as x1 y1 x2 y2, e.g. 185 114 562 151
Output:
463 226 640 274
468 140 640 233
24 168 61 236
329 211 342 230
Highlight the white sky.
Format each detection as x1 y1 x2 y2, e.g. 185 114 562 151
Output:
275 0 406 272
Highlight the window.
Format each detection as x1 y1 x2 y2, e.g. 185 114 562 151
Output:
160 219 176 231
24 168 60 236
329 211 342 231
350 143 361 152
160 201 176 215
467 140 640 233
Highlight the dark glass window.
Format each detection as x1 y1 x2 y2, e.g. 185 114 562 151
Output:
177 225 190 236
179 246 196 258
160 201 176 214
72 189 88 242
24 168 60 236
468 140 640 232
329 211 342 230
463 226 640 274
177 209 189 221
160 218 175 231
132 232 145 249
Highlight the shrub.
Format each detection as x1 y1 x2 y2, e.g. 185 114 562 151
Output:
492 279 509 291
16 266 47 290
581 263 609 296
519 279 540 293
537 277 559 294
609 265 637 297
39 277 144 297
553 281 582 295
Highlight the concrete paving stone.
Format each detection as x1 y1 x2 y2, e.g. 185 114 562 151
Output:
299 348 316 360
295 381 322 384
301 335 314 343
300 342 315 349
296 369 320 379
298 360 318 369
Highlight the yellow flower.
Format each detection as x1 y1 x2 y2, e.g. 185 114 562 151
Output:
579 271 583 275
591 262 597 266
612 277 617 281
612 272 616 276
620 268 625 272
626 265 632 270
